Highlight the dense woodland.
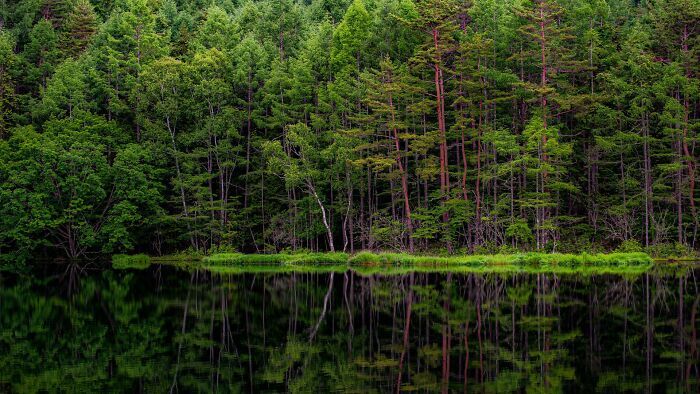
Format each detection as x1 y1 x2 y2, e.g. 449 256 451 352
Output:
0 0 698 260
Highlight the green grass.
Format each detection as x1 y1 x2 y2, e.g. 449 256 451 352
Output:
204 252 348 265
112 254 151 269
202 251 654 275
151 253 204 263
106 250 691 276
349 251 653 267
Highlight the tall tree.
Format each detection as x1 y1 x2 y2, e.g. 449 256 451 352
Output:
515 0 581 248
23 18 60 92
61 0 98 57
405 0 459 249
361 58 416 251
0 30 17 137
264 123 337 251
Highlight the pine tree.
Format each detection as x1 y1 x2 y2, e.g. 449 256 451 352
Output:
61 0 98 57
404 0 460 249
137 57 196 248
361 58 416 250
330 0 371 127
233 33 268 209
651 0 700 245
515 0 582 248
90 0 167 136
38 58 88 119
24 19 60 92
192 5 237 54
0 31 17 138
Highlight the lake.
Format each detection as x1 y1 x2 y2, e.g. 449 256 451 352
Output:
1 262 698 393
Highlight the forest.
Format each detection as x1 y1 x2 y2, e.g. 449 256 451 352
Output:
0 0 698 260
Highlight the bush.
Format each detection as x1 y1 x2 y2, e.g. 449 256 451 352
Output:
645 242 697 259
616 239 643 253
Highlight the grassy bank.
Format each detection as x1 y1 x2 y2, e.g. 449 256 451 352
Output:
204 252 348 265
200 251 655 276
110 250 696 276
112 254 151 269
203 251 653 268
107 251 695 275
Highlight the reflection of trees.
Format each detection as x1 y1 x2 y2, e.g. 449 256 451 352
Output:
0 265 697 392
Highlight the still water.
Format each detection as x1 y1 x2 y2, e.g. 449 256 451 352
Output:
0 263 698 393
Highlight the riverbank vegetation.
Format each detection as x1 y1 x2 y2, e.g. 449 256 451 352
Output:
1 0 699 263
201 251 654 273
111 254 151 269
108 251 657 274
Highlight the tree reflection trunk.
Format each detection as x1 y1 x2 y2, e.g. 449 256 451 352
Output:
170 273 194 394
396 273 414 393
645 273 652 394
310 272 335 341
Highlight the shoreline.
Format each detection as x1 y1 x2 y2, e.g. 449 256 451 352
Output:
106 251 697 275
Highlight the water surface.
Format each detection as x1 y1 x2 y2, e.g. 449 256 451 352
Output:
1 262 698 393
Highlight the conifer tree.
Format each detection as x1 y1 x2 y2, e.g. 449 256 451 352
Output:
24 19 60 92
361 58 416 250
0 31 17 138
515 0 581 248
61 0 98 57
404 0 459 248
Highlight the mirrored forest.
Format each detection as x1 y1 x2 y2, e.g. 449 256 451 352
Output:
1 265 698 392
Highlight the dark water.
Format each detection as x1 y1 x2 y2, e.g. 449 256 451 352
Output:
1 263 698 393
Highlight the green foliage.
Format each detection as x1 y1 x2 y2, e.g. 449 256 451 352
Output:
0 114 161 257
1 0 699 261
0 31 18 137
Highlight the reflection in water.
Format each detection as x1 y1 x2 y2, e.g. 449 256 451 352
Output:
0 264 698 393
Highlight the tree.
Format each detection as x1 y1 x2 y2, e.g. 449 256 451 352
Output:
360 58 416 250
0 30 17 138
137 57 195 248
651 0 700 245
36 57 88 119
232 33 268 209
264 123 336 251
405 0 460 249
90 0 167 135
61 0 98 57
189 48 243 247
192 5 237 54
515 0 582 248
25 19 61 91
329 0 371 127
0 114 160 258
